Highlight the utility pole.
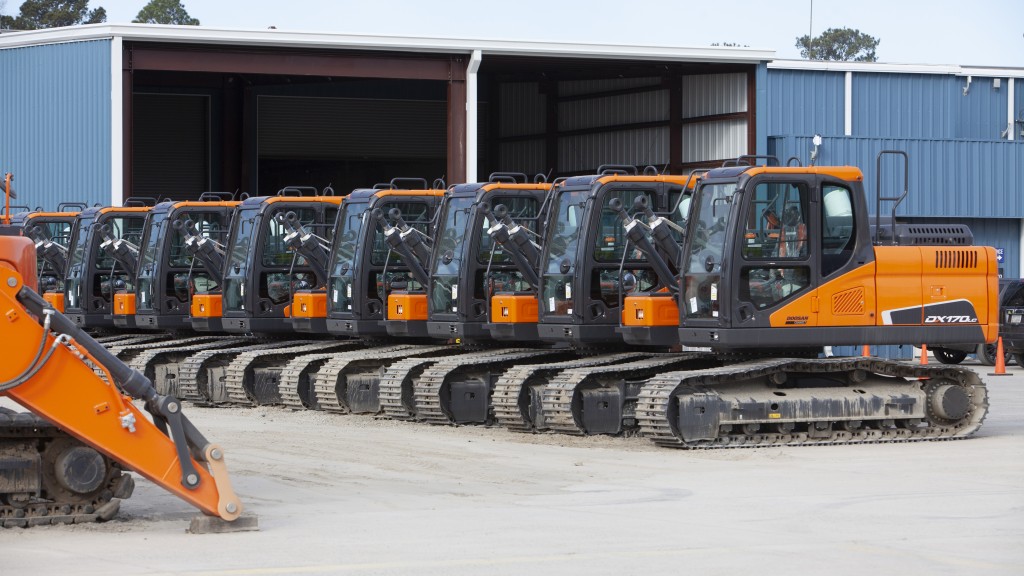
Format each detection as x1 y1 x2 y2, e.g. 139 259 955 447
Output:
808 0 814 59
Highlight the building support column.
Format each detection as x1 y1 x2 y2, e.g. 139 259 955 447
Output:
446 56 468 185
669 73 682 173
120 42 134 204
465 50 482 183
844 72 853 136
1019 218 1023 278
754 63 767 156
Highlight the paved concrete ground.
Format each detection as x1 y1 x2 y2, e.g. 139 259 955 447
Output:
3 362 1022 576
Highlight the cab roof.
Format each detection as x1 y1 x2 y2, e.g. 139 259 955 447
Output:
704 165 864 182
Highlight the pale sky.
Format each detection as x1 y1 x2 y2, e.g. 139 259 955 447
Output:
3 0 1023 67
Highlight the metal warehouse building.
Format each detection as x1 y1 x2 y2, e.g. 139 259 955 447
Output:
0 24 1021 277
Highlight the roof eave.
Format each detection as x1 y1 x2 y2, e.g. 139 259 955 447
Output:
0 23 774 63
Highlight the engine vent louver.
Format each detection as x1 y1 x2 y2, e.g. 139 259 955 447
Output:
832 287 865 315
935 249 978 269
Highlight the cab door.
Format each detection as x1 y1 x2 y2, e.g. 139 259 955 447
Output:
732 175 818 328
811 177 876 328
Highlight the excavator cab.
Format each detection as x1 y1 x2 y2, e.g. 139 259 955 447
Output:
15 203 84 295
114 195 239 331
62 204 150 329
217 189 342 334
426 176 552 344
675 158 998 353
319 179 445 339
536 166 692 348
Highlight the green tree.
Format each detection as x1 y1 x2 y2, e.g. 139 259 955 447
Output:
796 27 879 62
133 0 199 25
0 0 14 29
4 0 105 29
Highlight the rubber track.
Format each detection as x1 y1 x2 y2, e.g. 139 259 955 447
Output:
222 341 364 406
176 340 319 402
541 354 709 435
93 334 157 345
0 409 130 528
377 348 492 420
99 333 174 354
307 345 452 413
492 352 656 432
635 357 989 449
409 348 566 425
106 335 222 360
127 337 253 395
378 356 440 420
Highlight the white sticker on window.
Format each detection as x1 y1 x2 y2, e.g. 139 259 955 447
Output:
452 285 458 299
710 283 718 301
690 296 698 313
549 296 556 312
332 289 338 303
565 284 572 299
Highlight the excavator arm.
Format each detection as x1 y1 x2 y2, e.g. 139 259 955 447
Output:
0 236 244 524
25 225 69 278
278 211 330 288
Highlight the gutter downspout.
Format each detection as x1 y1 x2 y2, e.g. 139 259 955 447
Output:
465 50 483 183
1008 78 1015 142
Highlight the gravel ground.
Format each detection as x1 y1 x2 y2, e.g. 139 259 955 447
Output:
2 362 1022 576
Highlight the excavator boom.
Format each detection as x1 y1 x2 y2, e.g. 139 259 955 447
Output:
0 236 245 525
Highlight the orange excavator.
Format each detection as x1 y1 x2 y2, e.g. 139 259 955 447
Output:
0 177 250 530
0 235 251 530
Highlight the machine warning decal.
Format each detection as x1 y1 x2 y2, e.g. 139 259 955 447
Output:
785 315 809 325
881 299 979 325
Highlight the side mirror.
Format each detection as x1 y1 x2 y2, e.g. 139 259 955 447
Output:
620 272 637 293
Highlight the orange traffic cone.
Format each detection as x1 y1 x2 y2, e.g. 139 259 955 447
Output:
861 344 871 357
920 344 928 365
989 337 1010 376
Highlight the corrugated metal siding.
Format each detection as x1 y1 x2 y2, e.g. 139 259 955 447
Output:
681 118 747 163
133 93 210 198
681 73 747 118
766 69 844 137
853 73 957 139
559 77 661 98
498 139 546 176
775 135 1023 219
1016 79 1024 136
955 76 1009 140
558 89 668 131
498 82 545 138
558 127 669 173
0 40 110 211
258 95 446 159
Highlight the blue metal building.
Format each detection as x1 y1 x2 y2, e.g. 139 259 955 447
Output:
0 38 114 210
765 61 1024 278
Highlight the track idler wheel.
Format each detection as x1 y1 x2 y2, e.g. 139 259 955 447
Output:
926 382 971 424
41 438 122 505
